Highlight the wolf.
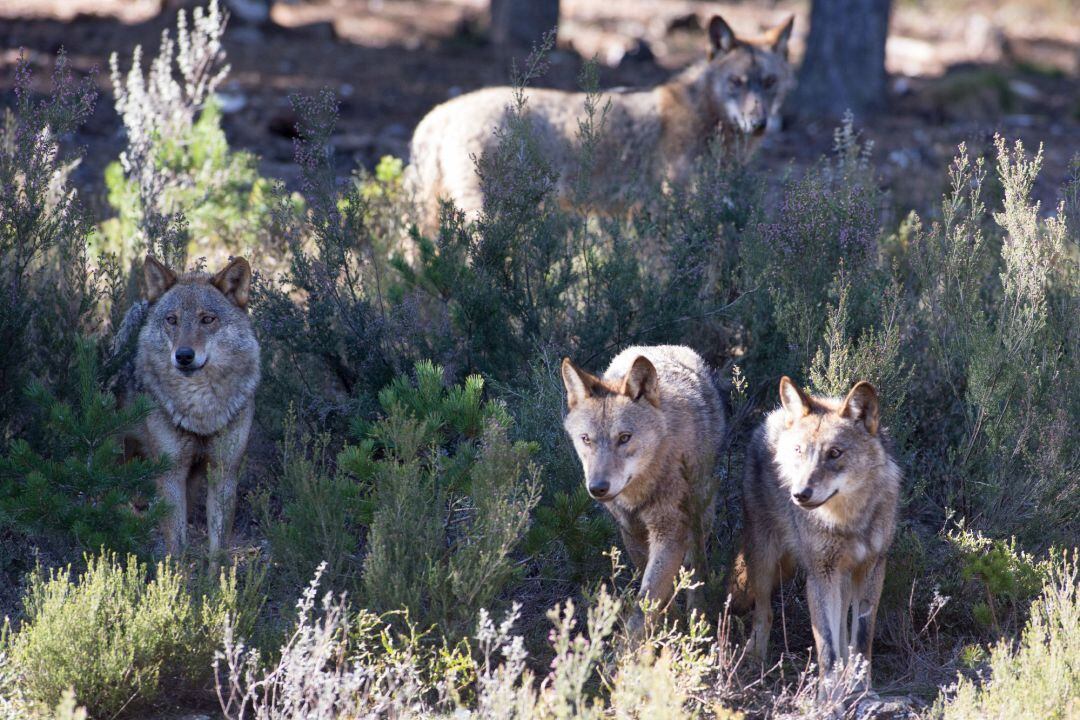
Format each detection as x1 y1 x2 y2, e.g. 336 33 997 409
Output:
731 377 900 690
407 14 794 228
561 345 726 626
115 255 260 561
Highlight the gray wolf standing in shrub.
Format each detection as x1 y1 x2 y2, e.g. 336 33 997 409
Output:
116 255 260 560
731 377 900 692
561 345 726 627
407 14 794 226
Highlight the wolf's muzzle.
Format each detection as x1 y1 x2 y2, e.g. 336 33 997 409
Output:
588 478 611 500
175 346 196 367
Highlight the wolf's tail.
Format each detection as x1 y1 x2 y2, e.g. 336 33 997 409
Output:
727 544 755 614
106 300 149 395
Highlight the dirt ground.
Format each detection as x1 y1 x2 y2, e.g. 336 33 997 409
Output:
2 0 1078 221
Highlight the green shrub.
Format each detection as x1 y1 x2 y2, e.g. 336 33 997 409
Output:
3 551 263 718
0 50 102 436
0 342 166 560
99 97 275 266
353 362 541 639
252 90 406 431
256 413 369 594
738 114 887 380
947 525 1051 634
102 0 277 267
903 139 1078 542
933 551 1080 720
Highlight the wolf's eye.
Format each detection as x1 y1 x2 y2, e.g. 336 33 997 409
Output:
617 432 632 445
763 75 777 89
729 76 746 89
581 434 591 445
200 315 216 325
165 315 178 326
793 444 802 454
828 447 844 459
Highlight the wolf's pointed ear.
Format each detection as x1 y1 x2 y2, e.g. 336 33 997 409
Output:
779 376 811 424
623 356 660 407
840 381 879 435
212 256 252 310
765 15 794 60
143 255 177 303
708 15 737 59
562 358 599 411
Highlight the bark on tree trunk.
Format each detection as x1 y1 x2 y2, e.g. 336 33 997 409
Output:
793 0 892 118
490 0 560 48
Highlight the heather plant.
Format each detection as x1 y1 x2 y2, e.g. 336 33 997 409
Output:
252 90 408 431
932 551 1080 720
3 551 263 719
904 139 1078 541
739 113 887 379
0 342 166 562
103 0 276 267
0 50 101 435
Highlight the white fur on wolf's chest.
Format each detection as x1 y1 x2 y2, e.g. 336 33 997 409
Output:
145 366 256 436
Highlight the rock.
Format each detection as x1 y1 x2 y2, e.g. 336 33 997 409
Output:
853 693 925 720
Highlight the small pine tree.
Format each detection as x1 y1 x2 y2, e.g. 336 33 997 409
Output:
0 342 166 555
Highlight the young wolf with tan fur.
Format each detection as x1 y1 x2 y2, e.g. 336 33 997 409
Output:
408 14 794 227
732 377 900 690
115 255 260 560
562 346 726 626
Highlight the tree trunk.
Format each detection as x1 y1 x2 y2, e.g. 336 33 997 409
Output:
490 0 560 48
793 0 892 118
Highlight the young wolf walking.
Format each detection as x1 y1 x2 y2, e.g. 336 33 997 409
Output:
115 255 260 560
732 377 900 690
562 346 726 626
407 14 794 227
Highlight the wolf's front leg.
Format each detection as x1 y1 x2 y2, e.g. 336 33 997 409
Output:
638 534 689 622
806 571 844 688
851 556 887 688
158 465 189 557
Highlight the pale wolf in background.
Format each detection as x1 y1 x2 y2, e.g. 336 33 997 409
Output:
115 255 260 560
731 377 900 690
561 345 726 625
407 14 794 228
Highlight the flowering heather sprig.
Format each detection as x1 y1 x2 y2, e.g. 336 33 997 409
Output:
108 0 228 263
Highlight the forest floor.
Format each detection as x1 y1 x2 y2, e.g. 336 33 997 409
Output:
1 0 1078 222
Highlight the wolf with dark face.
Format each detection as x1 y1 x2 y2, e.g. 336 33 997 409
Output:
406 14 795 228
732 377 900 693
561 345 726 627
117 255 260 561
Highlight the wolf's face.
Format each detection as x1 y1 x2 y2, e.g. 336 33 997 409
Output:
142 255 253 375
702 15 794 137
561 357 667 502
772 378 882 510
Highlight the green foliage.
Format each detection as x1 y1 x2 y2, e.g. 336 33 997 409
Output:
739 114 887 378
0 50 102 436
933 551 1080 720
3 551 263 718
903 139 1079 540
98 97 276 265
355 363 541 639
948 525 1051 633
256 413 369 593
0 342 166 558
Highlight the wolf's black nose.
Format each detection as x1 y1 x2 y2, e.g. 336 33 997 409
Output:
792 488 813 503
175 347 195 366
589 479 610 498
